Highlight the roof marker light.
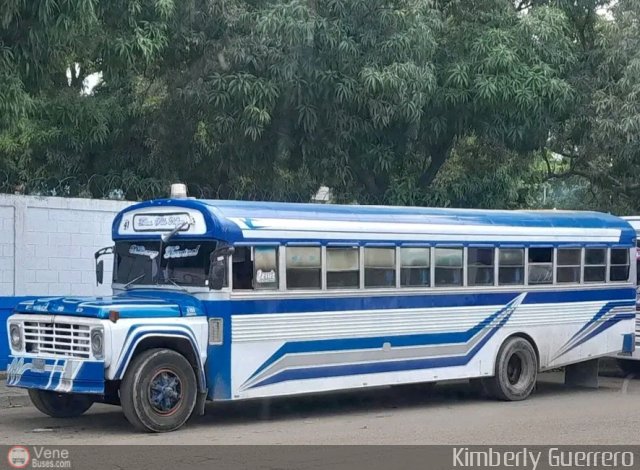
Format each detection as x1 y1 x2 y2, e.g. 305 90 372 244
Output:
170 183 188 199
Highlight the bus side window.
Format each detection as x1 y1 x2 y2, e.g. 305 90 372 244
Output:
498 248 524 285
400 247 430 287
557 248 581 283
434 247 463 286
364 247 395 288
584 248 606 282
286 246 321 289
254 246 279 289
232 247 254 290
468 247 494 286
327 247 359 289
528 247 553 285
610 248 630 282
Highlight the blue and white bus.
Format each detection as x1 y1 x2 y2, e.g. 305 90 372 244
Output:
5 188 637 432
615 216 640 374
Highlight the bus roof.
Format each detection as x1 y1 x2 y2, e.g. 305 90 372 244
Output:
622 216 640 232
112 199 636 245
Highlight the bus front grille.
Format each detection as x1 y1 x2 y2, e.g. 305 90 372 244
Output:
23 321 91 359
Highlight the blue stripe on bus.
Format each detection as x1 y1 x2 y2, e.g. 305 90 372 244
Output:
114 327 201 380
247 298 519 381
249 304 514 389
562 314 635 355
247 311 635 390
226 288 635 315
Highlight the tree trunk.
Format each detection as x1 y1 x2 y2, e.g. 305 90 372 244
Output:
418 145 451 188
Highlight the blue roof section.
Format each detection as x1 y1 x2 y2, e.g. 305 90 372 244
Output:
112 198 636 245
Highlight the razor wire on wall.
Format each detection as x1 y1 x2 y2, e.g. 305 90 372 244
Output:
0 171 338 204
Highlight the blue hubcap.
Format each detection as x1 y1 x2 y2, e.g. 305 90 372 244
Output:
149 369 182 415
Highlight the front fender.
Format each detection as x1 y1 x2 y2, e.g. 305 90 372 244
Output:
107 318 208 390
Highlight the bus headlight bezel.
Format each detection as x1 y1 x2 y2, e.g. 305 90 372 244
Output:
9 323 23 351
91 327 104 359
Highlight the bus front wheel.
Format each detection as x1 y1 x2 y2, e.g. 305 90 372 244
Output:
28 389 94 418
120 348 197 433
482 337 538 401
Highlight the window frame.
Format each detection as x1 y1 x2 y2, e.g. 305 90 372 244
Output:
227 238 636 294
398 244 431 289
363 245 397 289
555 246 582 285
326 244 361 290
527 246 554 286
609 246 631 283
497 246 526 286
284 244 322 290
433 245 464 288
583 246 608 284
467 245 495 287
253 244 280 290
230 243 282 291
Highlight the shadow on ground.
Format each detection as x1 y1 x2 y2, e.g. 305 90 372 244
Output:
12 367 638 436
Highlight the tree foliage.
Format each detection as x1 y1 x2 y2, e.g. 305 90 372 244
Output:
0 0 637 212
546 0 640 213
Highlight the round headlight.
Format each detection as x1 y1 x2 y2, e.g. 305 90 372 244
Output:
91 329 104 358
9 324 22 350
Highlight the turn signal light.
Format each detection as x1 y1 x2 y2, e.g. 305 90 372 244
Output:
109 310 120 323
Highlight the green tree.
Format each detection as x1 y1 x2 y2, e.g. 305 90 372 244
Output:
0 0 174 197
143 0 577 204
3 0 630 211
546 0 640 214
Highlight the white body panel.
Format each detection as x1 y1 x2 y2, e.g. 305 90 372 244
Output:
229 298 634 400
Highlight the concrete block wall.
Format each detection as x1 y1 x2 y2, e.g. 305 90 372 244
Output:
0 195 134 369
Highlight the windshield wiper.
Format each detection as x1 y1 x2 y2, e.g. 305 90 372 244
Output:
161 277 189 293
123 273 146 289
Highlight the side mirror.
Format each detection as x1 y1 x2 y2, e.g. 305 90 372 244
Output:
208 245 235 290
208 262 226 290
96 260 104 285
94 246 113 286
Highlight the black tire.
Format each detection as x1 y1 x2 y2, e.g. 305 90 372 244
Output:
617 359 640 375
482 336 538 401
120 348 197 433
28 389 94 418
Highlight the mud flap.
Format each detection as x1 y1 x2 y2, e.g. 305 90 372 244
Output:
195 390 208 416
564 359 599 389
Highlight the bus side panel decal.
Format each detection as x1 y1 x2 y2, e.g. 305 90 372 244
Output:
240 293 526 390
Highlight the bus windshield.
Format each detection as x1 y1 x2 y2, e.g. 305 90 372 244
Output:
113 240 218 287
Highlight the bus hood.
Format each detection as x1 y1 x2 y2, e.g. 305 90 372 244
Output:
13 291 206 319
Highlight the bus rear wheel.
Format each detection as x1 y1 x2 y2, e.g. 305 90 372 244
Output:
482 337 538 401
120 348 197 433
28 389 94 418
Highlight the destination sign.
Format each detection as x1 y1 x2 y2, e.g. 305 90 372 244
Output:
133 213 193 232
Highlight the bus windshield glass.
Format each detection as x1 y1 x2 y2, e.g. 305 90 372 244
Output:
113 240 218 287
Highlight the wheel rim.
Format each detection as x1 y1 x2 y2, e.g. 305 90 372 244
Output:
506 353 524 385
148 369 183 416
